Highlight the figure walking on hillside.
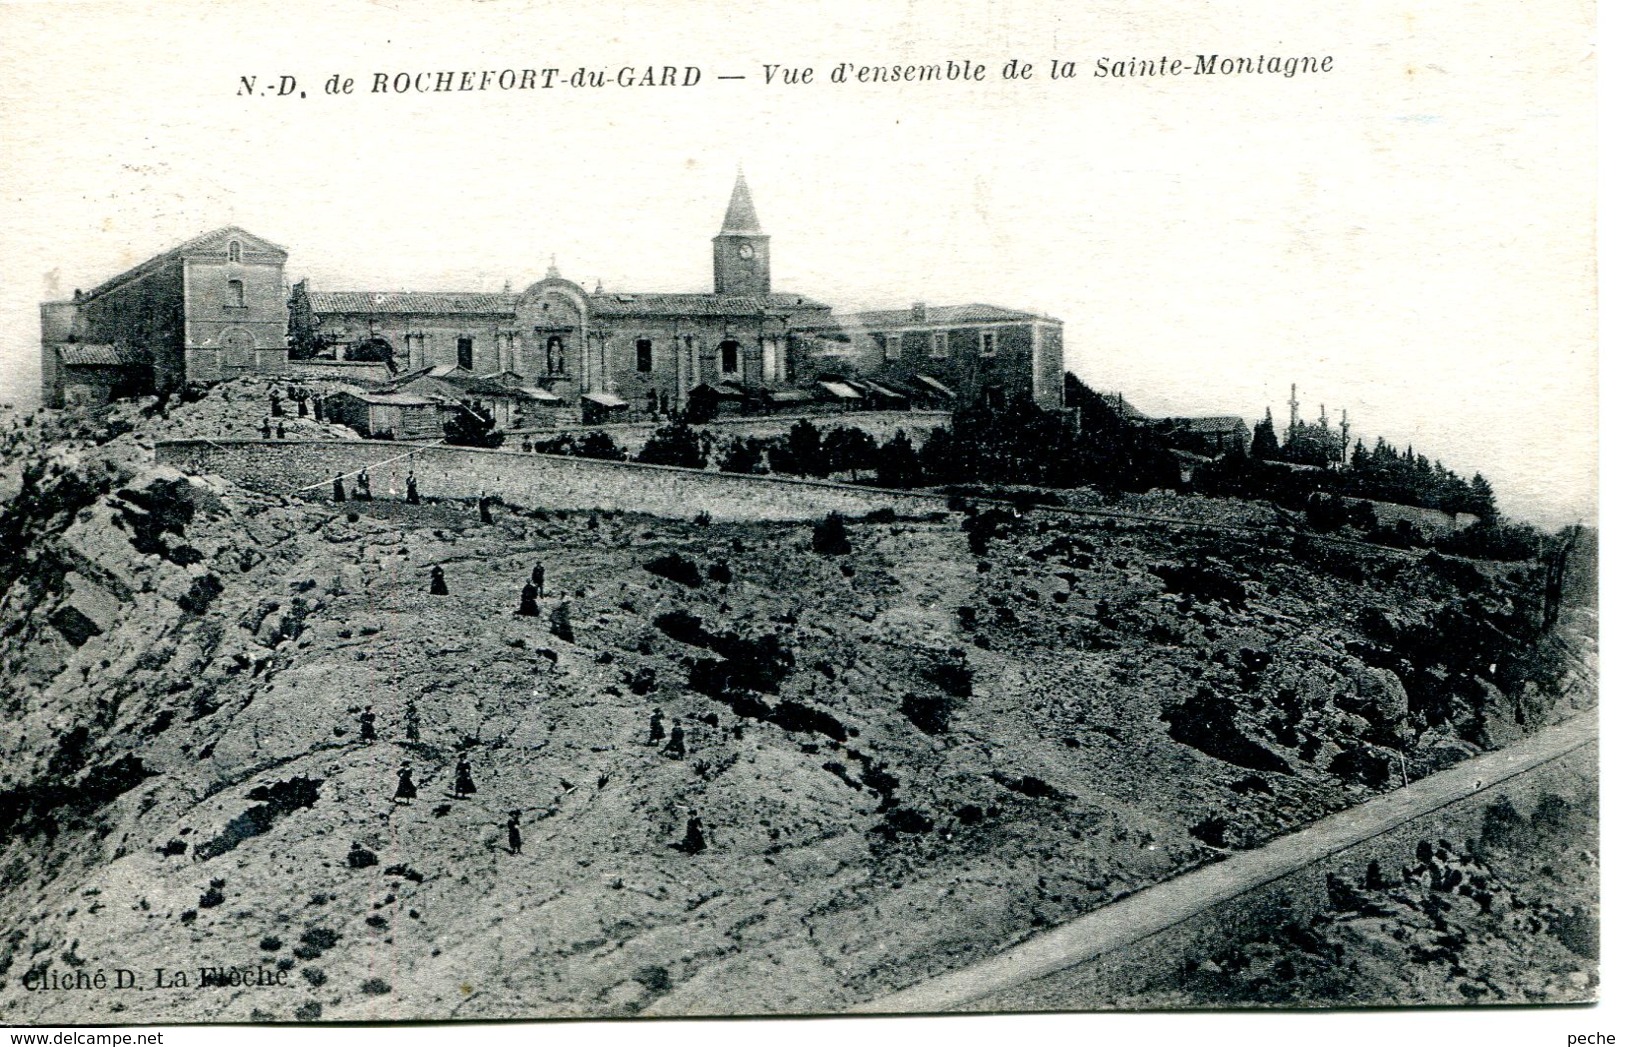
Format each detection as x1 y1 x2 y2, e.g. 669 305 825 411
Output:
507 810 523 855
453 756 477 799
355 468 373 501
269 391 283 417
516 582 540 617
663 725 686 760
359 705 377 742
260 419 272 440
404 700 421 742
313 396 325 422
429 565 448 596
648 708 665 745
394 763 417 804
296 395 309 419
531 563 545 593
478 494 494 524
672 813 706 855
276 421 286 440
406 470 420 505
332 474 346 502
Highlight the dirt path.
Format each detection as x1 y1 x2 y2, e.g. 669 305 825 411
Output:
851 706 1599 1014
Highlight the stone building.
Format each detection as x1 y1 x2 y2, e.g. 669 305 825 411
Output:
40 227 289 407
798 302 1066 410
45 176 1068 421
289 174 831 419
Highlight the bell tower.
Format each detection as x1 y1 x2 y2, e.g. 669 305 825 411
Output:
712 170 771 295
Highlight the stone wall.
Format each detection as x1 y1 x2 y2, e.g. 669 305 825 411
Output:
154 438 948 523
957 724 1598 1012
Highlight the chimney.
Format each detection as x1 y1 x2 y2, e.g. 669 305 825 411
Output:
910 301 926 322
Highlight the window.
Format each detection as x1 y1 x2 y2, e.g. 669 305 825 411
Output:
227 279 245 307
457 336 474 370
980 330 998 357
932 332 949 358
636 338 653 373
720 339 739 375
884 334 900 362
228 240 241 263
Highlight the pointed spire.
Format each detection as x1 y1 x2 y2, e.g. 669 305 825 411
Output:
720 169 762 233
546 254 560 280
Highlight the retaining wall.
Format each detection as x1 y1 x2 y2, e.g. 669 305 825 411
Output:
154 439 949 523
856 711 1598 1013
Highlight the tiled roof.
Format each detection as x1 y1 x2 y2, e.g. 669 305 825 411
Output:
1159 416 1249 433
56 344 137 367
586 292 828 317
812 303 1059 328
309 292 520 316
85 227 288 299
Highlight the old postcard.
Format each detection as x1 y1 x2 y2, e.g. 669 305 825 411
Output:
0 0 1599 1037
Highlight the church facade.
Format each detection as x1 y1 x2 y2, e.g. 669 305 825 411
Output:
45 174 1066 418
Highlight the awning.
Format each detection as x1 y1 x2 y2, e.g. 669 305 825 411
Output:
817 380 862 400
766 389 816 404
517 387 564 403
862 380 910 401
581 392 628 408
912 373 956 397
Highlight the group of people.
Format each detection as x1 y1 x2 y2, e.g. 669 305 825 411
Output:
267 385 323 421
329 468 420 504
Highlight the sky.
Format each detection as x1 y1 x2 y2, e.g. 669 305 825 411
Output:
0 0 1596 528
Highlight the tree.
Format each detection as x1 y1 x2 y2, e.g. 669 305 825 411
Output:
443 401 504 448
875 431 924 488
717 436 765 474
783 419 828 477
823 426 877 480
636 423 710 470
576 431 627 461
1250 408 1280 459
1466 473 1499 523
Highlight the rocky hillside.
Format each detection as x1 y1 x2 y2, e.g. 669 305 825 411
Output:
0 387 1595 1022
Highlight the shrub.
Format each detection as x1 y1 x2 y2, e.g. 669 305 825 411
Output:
644 552 705 587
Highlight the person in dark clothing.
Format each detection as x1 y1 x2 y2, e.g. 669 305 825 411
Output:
276 421 286 439
359 706 376 742
429 565 449 595
663 725 686 760
516 582 540 617
405 471 420 505
313 396 325 422
648 708 665 745
260 419 272 440
531 563 545 592
297 396 309 418
454 756 476 798
355 469 372 501
394 763 417 803
507 810 523 855
332 475 346 502
673 814 706 854
269 391 283 417
478 494 494 524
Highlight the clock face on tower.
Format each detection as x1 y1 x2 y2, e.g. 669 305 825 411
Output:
737 243 755 260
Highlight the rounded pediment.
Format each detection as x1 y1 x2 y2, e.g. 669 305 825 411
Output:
516 276 589 327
